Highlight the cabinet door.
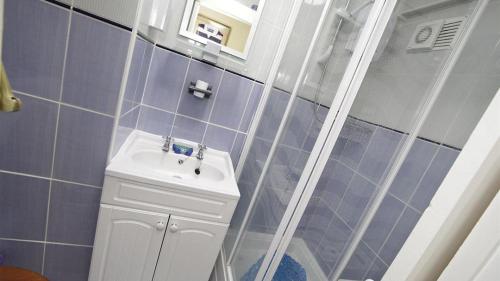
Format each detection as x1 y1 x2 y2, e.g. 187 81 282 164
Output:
153 215 228 281
89 205 169 281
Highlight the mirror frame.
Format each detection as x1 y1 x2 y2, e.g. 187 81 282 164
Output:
179 0 266 60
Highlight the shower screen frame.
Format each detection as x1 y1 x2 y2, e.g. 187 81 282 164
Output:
224 0 404 279
254 0 403 280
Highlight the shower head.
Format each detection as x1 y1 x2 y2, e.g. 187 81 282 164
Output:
335 0 375 26
335 8 362 26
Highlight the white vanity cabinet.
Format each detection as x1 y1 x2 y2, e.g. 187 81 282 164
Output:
89 175 238 281
153 216 228 281
89 132 240 281
88 205 169 281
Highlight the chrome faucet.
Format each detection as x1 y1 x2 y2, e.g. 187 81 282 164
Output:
196 144 207 160
162 136 173 152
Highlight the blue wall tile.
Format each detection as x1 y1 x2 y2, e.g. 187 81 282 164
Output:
316 213 352 274
337 174 377 228
172 115 207 144
0 94 58 177
340 242 376 280
301 199 335 255
119 106 140 129
204 125 236 152
114 107 140 156
4 0 69 100
315 159 354 211
303 106 328 152
362 194 405 252
379 207 420 265
62 12 130 115
53 106 114 186
239 83 264 132
230 133 247 167
389 139 438 203
44 244 92 281
47 182 101 246
210 72 254 130
296 197 318 237
338 118 376 169
143 47 189 112
177 60 223 121
410 146 459 212
0 173 49 241
316 252 333 277
137 106 174 136
281 97 315 149
136 41 154 101
255 88 290 141
238 137 271 187
124 38 153 108
0 240 44 274
358 127 403 184
364 258 387 281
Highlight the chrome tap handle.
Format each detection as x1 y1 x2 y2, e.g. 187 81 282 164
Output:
196 144 207 160
162 136 173 152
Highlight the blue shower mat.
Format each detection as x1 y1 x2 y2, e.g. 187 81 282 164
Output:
241 254 307 281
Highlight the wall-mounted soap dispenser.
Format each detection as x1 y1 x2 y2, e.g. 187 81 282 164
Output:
142 0 170 31
201 41 221 65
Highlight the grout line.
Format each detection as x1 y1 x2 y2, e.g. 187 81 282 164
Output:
374 205 409 265
335 126 378 213
0 169 102 189
135 105 144 130
41 7 73 273
405 147 441 212
120 103 140 118
201 69 225 143
134 42 155 130
362 257 379 280
13 90 114 118
141 101 246 135
236 81 256 133
0 237 93 248
131 43 149 103
141 103 176 115
387 190 422 215
138 44 156 107
169 57 192 137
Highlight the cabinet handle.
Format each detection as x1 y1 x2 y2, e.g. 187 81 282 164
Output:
156 221 166 231
169 223 179 233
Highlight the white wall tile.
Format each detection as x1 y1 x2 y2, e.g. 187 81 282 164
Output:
73 0 139 27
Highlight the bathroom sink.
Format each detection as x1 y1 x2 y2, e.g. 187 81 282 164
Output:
106 130 239 198
130 150 225 181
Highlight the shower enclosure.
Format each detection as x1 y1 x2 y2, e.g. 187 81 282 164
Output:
222 0 499 280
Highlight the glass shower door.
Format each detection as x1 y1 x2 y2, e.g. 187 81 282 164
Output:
266 0 490 280
227 0 379 280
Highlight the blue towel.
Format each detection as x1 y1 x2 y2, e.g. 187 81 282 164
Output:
241 254 307 281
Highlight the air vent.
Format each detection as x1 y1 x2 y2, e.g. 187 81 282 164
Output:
433 17 466 50
407 17 467 53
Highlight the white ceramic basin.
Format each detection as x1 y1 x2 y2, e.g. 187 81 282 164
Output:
106 130 239 198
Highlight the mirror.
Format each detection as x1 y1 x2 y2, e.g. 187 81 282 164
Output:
179 0 265 59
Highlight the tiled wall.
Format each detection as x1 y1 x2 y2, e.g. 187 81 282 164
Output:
0 1 130 280
116 38 265 167
297 118 459 280
224 81 460 280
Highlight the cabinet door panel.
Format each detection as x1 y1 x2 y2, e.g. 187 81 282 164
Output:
89 205 169 281
153 215 228 281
